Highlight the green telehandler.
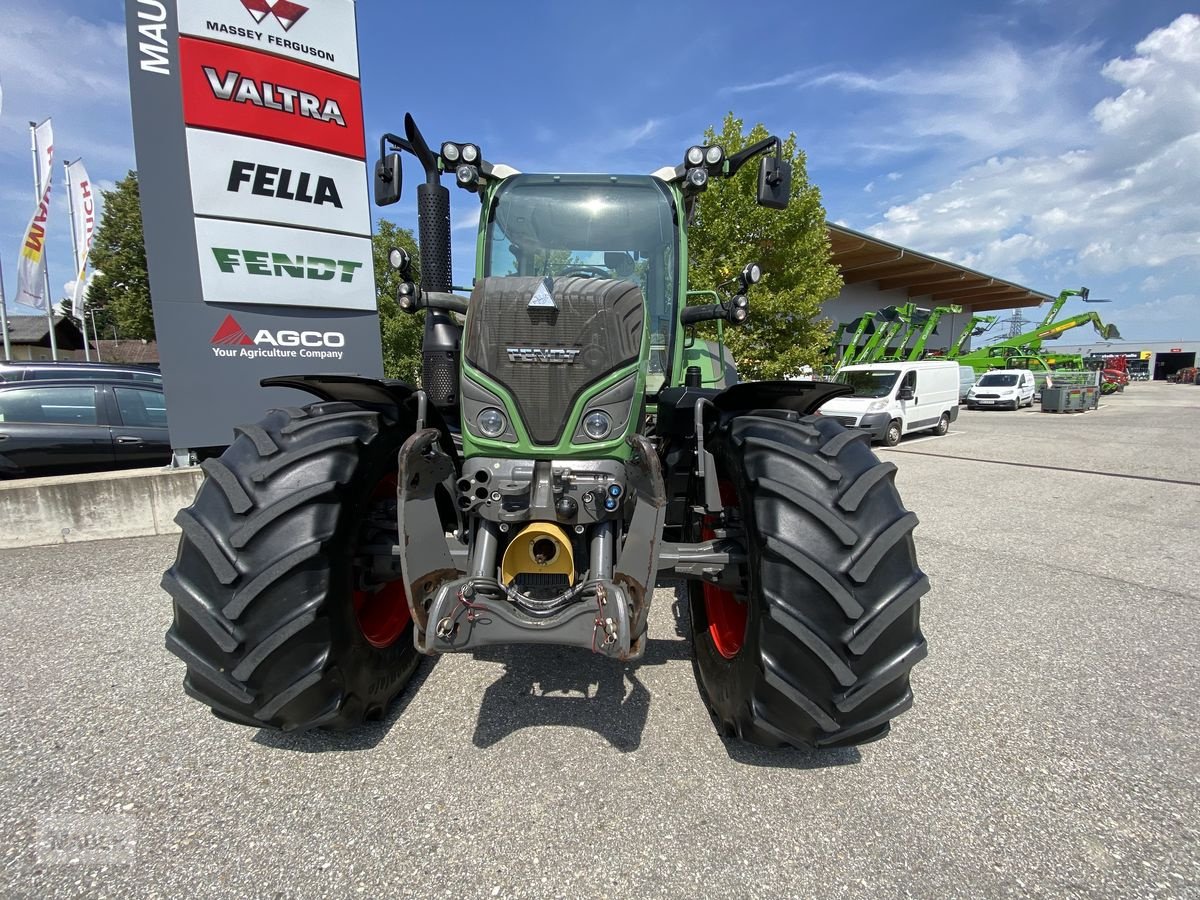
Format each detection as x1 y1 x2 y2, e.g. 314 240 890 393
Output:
905 305 963 361
164 115 927 749
955 288 1121 374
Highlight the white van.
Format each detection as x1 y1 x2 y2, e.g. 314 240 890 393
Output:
821 360 961 447
966 369 1036 410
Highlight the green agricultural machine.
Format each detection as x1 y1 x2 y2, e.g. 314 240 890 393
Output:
955 288 1122 375
164 115 927 749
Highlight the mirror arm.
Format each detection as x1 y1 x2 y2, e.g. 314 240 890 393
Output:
727 136 781 176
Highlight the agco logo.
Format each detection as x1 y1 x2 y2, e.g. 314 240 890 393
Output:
241 0 308 32
211 314 346 361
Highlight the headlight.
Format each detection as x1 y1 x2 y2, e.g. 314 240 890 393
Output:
582 410 613 440
461 143 479 163
477 407 506 438
867 399 888 412
704 145 724 166
687 167 708 188
441 142 460 163
686 146 705 166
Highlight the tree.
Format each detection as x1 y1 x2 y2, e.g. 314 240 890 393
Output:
687 113 842 379
372 219 423 383
87 171 156 340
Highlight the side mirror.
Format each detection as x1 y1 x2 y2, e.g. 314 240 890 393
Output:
757 155 791 209
374 152 403 206
898 386 915 401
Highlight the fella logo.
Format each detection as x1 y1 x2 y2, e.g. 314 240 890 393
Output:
241 0 308 31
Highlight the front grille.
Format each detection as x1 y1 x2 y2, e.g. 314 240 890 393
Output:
831 415 858 427
975 393 1000 399
464 276 644 445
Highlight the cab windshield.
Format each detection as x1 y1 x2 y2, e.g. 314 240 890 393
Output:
483 174 678 393
835 370 899 399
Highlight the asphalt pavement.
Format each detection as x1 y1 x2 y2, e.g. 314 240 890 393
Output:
0 381 1197 899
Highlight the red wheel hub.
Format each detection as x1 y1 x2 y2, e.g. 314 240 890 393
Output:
701 481 747 659
352 473 411 649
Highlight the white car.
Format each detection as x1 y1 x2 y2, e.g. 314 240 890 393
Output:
966 369 1036 410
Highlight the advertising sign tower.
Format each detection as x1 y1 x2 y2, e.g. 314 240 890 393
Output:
126 0 382 453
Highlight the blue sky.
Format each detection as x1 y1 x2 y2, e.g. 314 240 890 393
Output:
1 0 1197 341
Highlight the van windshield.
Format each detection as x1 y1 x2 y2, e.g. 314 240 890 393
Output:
978 373 1019 386
835 370 899 399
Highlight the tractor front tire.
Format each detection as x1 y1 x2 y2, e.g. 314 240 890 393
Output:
163 401 422 731
689 412 928 749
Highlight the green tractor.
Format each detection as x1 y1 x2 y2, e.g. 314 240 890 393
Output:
164 115 927 749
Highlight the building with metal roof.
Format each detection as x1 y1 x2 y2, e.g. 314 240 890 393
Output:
825 223 1052 357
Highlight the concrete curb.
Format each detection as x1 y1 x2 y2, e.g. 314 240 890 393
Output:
0 467 203 549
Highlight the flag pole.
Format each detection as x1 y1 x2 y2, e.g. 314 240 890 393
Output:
0 76 9 360
29 120 58 361
0 254 11 361
64 160 90 361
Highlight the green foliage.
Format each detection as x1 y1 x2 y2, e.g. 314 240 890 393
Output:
372 219 423 383
687 113 841 379
86 171 156 340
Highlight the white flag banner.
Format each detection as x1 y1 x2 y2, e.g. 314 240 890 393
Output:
67 160 98 320
15 119 54 311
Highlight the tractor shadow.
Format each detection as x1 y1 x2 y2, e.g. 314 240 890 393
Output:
469 636 691 753
250 656 439 754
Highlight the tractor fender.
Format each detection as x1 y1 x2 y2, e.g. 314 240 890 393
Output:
655 380 851 438
261 374 459 464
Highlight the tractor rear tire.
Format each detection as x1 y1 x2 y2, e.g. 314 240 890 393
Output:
163 401 422 731
688 412 928 749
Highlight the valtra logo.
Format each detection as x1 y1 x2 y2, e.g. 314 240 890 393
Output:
241 0 309 32
210 314 346 361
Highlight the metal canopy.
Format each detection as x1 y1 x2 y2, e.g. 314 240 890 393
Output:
827 223 1051 311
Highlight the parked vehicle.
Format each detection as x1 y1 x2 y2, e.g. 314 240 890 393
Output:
966 369 1036 410
958 365 976 402
822 360 961 447
0 360 162 384
0 379 169 478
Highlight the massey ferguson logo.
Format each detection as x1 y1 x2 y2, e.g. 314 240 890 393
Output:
506 348 581 364
241 0 308 31
203 67 346 126
210 314 346 361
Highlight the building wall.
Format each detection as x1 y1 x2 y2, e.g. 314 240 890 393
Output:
1050 340 1199 380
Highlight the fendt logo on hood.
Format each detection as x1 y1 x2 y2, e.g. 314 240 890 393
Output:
210 314 346 361
241 0 308 32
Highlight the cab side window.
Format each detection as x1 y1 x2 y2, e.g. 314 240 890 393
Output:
902 371 917 392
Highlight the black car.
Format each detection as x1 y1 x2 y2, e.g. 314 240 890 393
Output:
0 360 162 384
0 379 170 478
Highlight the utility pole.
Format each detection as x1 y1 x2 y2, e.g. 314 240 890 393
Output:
1006 309 1027 340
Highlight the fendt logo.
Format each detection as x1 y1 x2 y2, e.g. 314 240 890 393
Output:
241 0 308 32
506 348 581 364
210 314 346 361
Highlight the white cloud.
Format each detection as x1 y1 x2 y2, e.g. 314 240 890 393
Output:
859 14 1200 288
1117 294 1198 328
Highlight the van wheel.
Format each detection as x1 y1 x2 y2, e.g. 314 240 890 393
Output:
932 413 950 436
883 420 902 447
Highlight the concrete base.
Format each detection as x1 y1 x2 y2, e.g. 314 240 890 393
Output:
0 466 202 549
